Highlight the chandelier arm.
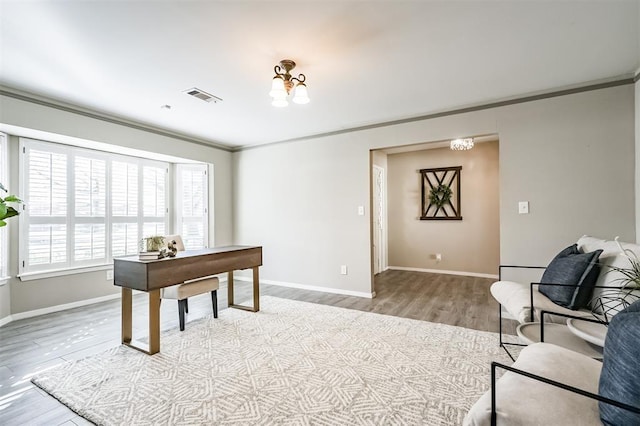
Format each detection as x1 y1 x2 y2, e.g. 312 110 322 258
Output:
274 65 284 76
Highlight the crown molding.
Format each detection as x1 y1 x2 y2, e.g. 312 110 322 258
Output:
0 86 234 153
236 74 635 152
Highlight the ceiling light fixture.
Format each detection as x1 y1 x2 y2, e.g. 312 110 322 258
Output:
269 59 309 107
450 138 474 151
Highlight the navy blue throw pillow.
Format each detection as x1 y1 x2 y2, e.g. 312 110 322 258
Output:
599 300 640 425
539 244 603 310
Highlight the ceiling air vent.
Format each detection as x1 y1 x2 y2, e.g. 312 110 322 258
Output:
182 87 223 103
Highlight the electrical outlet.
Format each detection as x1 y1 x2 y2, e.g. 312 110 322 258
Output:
340 265 348 275
357 206 365 216
106 270 114 280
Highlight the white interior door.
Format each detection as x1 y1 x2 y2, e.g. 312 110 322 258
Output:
372 165 385 274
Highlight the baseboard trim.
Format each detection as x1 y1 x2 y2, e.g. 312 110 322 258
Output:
9 293 122 323
388 266 499 280
234 276 374 299
0 315 12 327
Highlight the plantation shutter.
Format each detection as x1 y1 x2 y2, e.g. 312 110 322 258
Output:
74 156 106 261
111 161 139 256
142 165 167 239
26 148 68 267
176 164 208 250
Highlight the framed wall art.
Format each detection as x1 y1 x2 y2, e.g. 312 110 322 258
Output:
420 166 462 220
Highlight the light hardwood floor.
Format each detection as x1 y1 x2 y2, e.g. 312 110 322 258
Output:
0 270 513 425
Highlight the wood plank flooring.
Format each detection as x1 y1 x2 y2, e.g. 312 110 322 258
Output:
0 270 513 425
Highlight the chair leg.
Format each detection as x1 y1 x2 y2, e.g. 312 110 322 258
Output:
211 290 218 318
499 303 503 347
178 299 187 331
185 298 189 314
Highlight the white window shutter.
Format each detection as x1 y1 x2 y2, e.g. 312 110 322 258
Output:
176 164 208 250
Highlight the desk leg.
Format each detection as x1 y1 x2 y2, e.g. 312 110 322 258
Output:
228 271 234 306
228 268 260 313
148 289 160 354
122 288 132 344
253 266 260 312
121 288 161 355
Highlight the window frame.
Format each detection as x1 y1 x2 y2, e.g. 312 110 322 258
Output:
18 138 171 279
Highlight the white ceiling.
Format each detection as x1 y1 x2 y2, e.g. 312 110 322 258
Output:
1 1 638 149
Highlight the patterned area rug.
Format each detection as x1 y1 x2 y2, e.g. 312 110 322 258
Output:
33 296 512 425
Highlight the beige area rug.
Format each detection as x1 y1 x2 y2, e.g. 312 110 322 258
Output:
33 296 512 425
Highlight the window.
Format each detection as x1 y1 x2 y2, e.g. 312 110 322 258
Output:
20 138 170 275
176 164 208 250
0 133 8 281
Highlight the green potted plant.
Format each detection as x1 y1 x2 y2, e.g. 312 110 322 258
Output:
144 236 165 252
592 237 640 321
0 183 21 227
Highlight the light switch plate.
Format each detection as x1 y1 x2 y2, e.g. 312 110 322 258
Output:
357 206 365 216
518 201 529 214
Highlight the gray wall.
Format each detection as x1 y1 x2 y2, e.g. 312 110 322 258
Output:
387 141 500 275
233 85 636 296
0 93 234 315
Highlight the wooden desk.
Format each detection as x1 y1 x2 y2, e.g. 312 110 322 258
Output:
114 245 262 355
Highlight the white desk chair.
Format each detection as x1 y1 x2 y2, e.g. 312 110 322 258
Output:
161 235 219 331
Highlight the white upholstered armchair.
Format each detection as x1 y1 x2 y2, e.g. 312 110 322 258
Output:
491 235 640 359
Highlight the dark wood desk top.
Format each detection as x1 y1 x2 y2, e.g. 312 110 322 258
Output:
114 245 262 291
115 245 261 263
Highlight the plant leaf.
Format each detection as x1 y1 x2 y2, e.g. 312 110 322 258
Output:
4 207 19 219
0 183 6 192
0 220 6 227
0 203 6 218
4 195 21 203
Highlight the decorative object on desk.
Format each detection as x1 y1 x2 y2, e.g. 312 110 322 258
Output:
591 237 640 322
420 166 462 220
0 182 21 227
166 239 178 257
32 296 512 426
140 235 165 253
138 250 163 260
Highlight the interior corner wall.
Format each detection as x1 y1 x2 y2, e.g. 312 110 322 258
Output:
636 78 640 243
0 94 234 315
387 141 499 275
233 84 635 296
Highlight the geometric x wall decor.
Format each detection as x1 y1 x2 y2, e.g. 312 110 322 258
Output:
420 166 462 220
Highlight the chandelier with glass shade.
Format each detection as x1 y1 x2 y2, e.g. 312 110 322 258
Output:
269 59 310 107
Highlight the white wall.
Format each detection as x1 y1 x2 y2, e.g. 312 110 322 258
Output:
0 93 234 315
234 85 635 296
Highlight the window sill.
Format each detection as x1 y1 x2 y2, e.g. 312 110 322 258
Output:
0 276 10 286
18 264 113 282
